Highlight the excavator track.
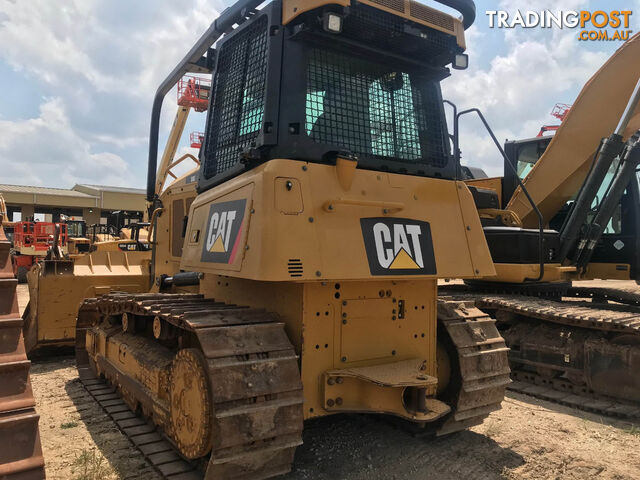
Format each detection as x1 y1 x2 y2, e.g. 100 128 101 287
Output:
0 225 46 479
442 287 640 420
435 299 511 436
76 292 303 480
566 285 640 306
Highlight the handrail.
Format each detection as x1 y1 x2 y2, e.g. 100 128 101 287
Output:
147 0 265 203
148 208 164 245
435 0 476 30
443 100 459 176
454 107 546 282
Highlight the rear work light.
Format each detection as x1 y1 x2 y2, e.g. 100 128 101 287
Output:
323 12 343 34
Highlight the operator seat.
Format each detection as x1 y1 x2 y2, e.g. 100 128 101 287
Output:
309 78 373 155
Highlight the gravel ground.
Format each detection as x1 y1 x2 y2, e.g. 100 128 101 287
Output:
20 284 640 480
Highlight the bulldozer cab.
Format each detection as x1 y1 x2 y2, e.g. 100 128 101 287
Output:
65 220 87 239
88 223 118 243
195 0 465 193
119 222 151 252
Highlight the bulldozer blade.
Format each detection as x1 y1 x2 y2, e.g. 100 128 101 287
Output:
24 250 150 355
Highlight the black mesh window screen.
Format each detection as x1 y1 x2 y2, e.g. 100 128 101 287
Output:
306 49 448 168
203 16 269 180
343 5 457 69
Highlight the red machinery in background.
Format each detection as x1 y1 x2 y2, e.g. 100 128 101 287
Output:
12 221 68 282
177 75 211 112
537 103 572 137
190 131 205 149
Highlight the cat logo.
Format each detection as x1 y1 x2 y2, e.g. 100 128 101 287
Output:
361 218 436 276
201 199 246 264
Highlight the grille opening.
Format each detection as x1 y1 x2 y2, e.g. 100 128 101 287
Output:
409 2 455 32
288 259 304 277
368 0 405 13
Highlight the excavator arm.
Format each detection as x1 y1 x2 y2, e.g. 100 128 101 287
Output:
507 33 640 228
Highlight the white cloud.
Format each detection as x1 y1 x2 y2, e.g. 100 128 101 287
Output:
0 0 223 98
0 97 135 186
0 0 634 187
442 19 610 176
0 0 224 188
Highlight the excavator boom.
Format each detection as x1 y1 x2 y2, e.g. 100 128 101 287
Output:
508 33 640 228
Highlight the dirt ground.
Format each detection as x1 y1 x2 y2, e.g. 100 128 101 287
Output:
20 284 640 480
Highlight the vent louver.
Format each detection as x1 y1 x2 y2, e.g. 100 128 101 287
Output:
288 259 304 278
368 0 405 13
410 2 455 32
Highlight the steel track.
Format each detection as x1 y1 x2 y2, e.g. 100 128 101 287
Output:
436 298 511 435
77 368 199 479
441 285 640 421
509 374 640 419
76 293 303 480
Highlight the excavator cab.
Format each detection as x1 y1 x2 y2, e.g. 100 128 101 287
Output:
500 135 640 281
452 40 640 410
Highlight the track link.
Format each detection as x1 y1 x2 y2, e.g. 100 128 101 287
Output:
76 293 303 480
436 299 511 435
474 294 640 334
566 285 640 307
0 225 45 479
442 287 640 419
509 375 640 419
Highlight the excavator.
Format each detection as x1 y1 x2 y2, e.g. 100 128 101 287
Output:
0 193 45 479
449 33 640 417
71 1 514 479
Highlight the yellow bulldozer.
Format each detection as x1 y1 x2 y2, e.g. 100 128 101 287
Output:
74 1 513 478
22 160 200 355
21 82 204 356
59 2 639 480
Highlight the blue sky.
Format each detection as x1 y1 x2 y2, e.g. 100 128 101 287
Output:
0 0 638 187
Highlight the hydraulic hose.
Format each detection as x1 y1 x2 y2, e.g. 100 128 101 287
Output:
574 139 640 270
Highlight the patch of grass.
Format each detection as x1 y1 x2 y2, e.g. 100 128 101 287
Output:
72 449 111 480
61 421 79 429
625 425 640 437
483 420 504 438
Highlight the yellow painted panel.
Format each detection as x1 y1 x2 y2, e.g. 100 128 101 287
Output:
465 177 502 207
182 160 493 282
